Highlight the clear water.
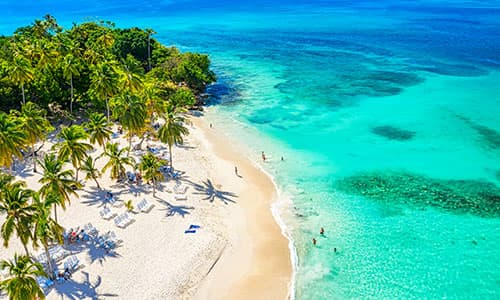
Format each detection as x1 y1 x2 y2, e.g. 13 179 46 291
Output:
1 1 499 299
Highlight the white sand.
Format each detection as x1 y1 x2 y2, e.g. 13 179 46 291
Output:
0 116 291 299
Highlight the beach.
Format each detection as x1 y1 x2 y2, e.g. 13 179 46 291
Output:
0 115 292 299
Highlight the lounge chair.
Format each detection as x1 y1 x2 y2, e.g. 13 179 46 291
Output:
175 194 188 201
174 184 188 194
114 212 135 228
99 207 116 220
136 199 154 213
83 223 98 237
63 255 80 272
184 229 197 234
189 224 201 229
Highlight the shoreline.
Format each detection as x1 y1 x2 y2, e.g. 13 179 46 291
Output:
189 115 293 299
0 113 293 299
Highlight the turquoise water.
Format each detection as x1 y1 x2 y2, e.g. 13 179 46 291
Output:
1 1 500 298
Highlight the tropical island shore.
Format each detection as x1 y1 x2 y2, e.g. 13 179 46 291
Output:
0 16 291 299
0 116 292 299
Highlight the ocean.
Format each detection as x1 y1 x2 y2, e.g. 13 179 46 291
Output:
1 1 499 299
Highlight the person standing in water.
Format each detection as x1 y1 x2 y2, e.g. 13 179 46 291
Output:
320 227 325 235
261 151 266 161
312 238 317 245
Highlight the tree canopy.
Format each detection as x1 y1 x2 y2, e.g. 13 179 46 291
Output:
0 15 216 112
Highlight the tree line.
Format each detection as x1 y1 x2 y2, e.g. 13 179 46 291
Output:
0 15 215 299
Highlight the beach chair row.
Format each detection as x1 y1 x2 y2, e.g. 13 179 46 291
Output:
36 245 70 264
114 212 135 228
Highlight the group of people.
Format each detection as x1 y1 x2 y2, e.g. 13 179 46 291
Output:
312 227 337 253
67 228 88 244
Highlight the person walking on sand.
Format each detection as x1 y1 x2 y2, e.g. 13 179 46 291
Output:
261 151 266 161
235 166 238 175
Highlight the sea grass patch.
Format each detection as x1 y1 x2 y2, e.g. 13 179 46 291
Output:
371 126 416 141
334 171 500 218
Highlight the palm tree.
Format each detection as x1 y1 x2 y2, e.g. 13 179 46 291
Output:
15 102 53 173
90 62 120 121
100 142 135 181
85 112 112 150
118 55 144 92
8 55 34 105
138 153 165 197
157 105 189 169
32 193 63 280
146 29 156 71
38 153 81 222
61 53 80 114
0 112 26 171
53 125 92 181
0 182 35 256
111 93 146 155
0 254 46 300
80 156 101 189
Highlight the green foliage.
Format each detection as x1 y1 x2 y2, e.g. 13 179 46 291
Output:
0 16 215 113
100 142 135 181
139 152 165 196
0 254 46 300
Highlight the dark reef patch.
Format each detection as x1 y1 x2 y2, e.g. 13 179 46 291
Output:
371 126 416 141
334 171 500 218
456 115 500 150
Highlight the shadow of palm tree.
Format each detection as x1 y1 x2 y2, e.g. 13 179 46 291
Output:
192 179 237 205
80 187 128 207
51 271 118 300
157 200 194 218
87 242 121 266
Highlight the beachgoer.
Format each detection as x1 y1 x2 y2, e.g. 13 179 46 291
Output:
210 123 213 128
312 238 317 245
261 151 266 161
119 127 123 134
334 247 337 253
320 227 325 235
281 156 284 161
64 267 71 279
235 166 238 175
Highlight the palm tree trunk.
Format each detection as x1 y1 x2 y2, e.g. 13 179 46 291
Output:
169 143 173 168
70 75 74 114
75 167 79 182
32 142 37 173
106 98 110 122
93 176 101 189
21 84 26 105
53 205 58 223
148 33 151 71
22 241 30 257
137 133 147 150
128 134 132 156
15 219 30 256
43 242 55 279
152 178 156 197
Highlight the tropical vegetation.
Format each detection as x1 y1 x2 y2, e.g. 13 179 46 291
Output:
0 16 214 299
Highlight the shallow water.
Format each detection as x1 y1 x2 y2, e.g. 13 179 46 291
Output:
1 1 499 298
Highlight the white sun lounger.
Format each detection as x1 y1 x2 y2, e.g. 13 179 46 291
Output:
136 199 154 212
114 212 134 228
174 194 188 201
174 184 188 194
99 207 116 220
